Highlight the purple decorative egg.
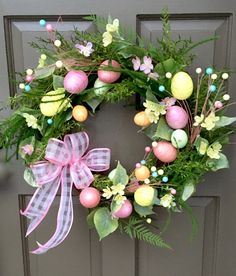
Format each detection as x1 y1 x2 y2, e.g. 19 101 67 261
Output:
113 200 133 218
79 187 101 208
64 70 88 94
165 105 188 129
98 60 121 83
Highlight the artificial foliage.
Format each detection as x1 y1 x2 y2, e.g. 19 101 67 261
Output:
0 12 235 254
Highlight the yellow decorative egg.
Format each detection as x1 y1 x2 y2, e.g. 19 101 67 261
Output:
40 88 70 117
171 72 193 100
134 111 151 127
134 165 150 181
134 185 155 206
72 105 88 122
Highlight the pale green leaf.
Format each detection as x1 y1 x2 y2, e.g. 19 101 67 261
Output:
94 207 119 240
206 153 229 171
182 180 195 201
24 167 38 187
110 161 129 185
214 116 236 128
155 117 173 141
86 209 97 229
86 97 103 112
34 66 55 79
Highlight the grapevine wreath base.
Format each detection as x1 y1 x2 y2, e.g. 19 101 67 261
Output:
0 13 235 254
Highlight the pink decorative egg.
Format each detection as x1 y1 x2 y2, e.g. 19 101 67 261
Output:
153 141 177 163
98 60 121 83
113 200 133 218
64 70 88 94
166 105 189 129
79 187 101 208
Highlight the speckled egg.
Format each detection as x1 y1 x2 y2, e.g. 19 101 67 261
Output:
171 129 188 149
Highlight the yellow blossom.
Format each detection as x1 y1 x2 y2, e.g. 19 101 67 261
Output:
206 142 222 159
102 32 113 47
143 100 166 123
201 112 219 130
160 194 174 208
114 194 126 205
193 114 204 126
199 140 208 155
22 113 39 129
106 19 119 33
111 183 125 195
102 187 113 199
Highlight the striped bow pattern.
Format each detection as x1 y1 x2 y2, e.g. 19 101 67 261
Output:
21 132 111 254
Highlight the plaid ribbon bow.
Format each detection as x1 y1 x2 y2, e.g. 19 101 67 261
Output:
21 132 110 254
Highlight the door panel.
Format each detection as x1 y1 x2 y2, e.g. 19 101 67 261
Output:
0 1 236 275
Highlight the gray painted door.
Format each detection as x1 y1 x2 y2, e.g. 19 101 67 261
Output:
0 1 236 276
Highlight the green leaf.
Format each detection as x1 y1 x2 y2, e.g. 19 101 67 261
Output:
111 200 122 213
23 167 38 187
206 153 229 171
86 97 103 112
214 116 236 128
53 75 64 90
118 45 146 59
134 202 155 217
194 136 209 155
109 161 129 185
154 58 180 75
146 90 158 103
34 66 55 79
144 117 173 141
94 207 119 240
155 116 173 141
87 209 97 229
143 123 158 140
182 180 195 201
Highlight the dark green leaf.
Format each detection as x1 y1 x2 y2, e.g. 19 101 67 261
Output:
134 202 155 217
53 75 64 90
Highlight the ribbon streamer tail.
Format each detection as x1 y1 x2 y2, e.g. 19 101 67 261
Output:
31 166 73 254
21 177 60 237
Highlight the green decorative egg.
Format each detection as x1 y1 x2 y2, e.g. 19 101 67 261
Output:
171 72 193 100
171 129 188 149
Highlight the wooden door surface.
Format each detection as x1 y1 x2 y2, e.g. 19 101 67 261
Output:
0 1 236 275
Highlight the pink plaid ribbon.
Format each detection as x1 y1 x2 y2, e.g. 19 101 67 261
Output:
21 132 110 254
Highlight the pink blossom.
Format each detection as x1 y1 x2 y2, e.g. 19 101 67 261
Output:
132 56 141 71
21 144 34 156
75 41 94 57
161 97 176 107
148 72 159 80
140 56 154 74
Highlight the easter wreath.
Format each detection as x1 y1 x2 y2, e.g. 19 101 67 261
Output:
0 13 235 254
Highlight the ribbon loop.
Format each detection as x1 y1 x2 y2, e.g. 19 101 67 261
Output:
21 132 111 254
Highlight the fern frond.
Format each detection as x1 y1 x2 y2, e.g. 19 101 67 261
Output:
120 216 171 249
